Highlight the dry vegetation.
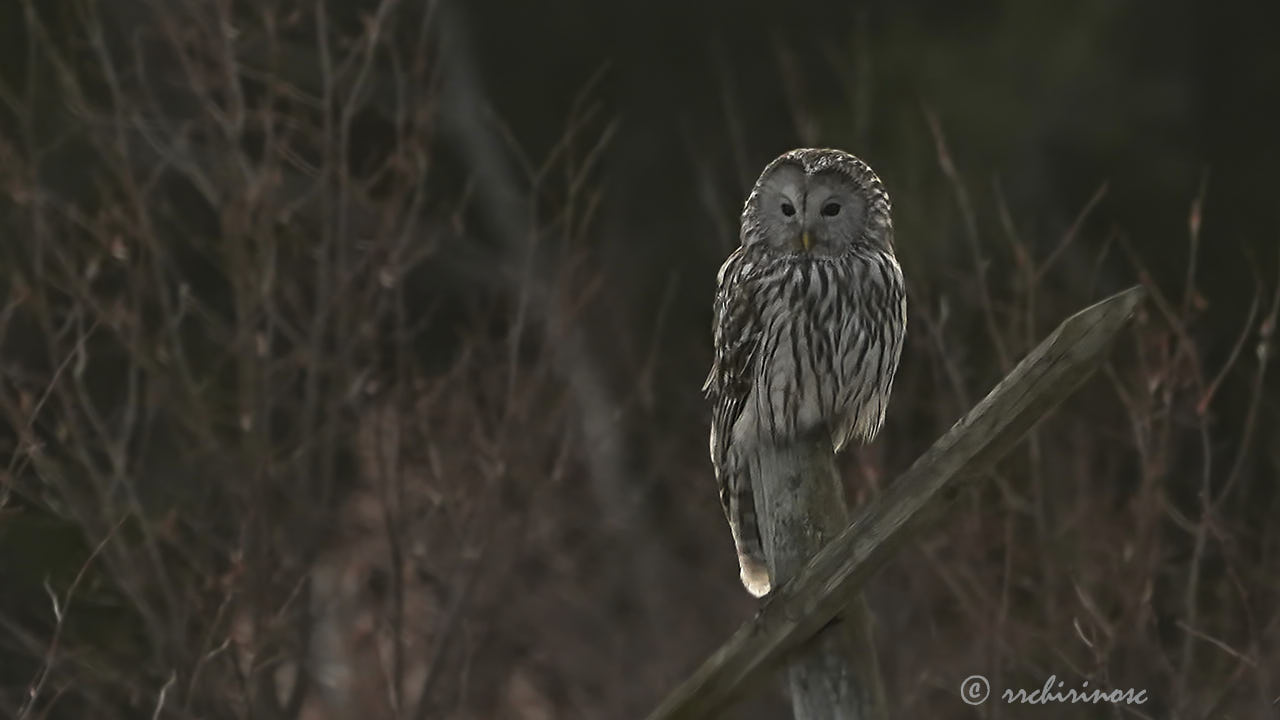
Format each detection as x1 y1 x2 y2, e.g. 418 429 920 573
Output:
1 2 1277 719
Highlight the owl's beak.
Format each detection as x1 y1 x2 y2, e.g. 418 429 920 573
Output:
800 231 812 251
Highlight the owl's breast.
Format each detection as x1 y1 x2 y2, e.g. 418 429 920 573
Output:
746 254 904 449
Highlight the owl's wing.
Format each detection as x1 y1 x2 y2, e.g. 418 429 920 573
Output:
702 246 759 480
703 248 772 596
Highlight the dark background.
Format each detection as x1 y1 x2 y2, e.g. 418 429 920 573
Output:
1 1 1277 718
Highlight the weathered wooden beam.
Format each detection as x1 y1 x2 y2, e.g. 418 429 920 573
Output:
647 286 1145 720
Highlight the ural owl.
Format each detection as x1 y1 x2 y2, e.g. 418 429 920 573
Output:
703 148 907 596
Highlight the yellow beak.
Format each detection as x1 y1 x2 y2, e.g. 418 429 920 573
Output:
801 231 812 251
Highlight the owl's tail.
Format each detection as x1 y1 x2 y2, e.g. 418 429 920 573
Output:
728 488 772 597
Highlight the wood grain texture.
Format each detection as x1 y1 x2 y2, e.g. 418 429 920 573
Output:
752 437 886 720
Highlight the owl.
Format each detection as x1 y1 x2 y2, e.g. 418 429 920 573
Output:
703 148 907 597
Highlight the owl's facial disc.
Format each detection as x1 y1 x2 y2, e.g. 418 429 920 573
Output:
751 163 870 256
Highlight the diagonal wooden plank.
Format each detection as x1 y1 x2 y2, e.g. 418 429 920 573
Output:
647 286 1145 720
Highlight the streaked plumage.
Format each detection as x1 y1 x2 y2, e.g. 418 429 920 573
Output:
704 148 906 596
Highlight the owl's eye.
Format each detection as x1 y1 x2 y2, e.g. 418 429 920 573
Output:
821 202 841 217
780 202 796 217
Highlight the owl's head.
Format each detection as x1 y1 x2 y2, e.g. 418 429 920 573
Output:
740 148 893 257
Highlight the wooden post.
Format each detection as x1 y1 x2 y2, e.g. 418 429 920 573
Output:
646 286 1145 720
753 438 886 720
